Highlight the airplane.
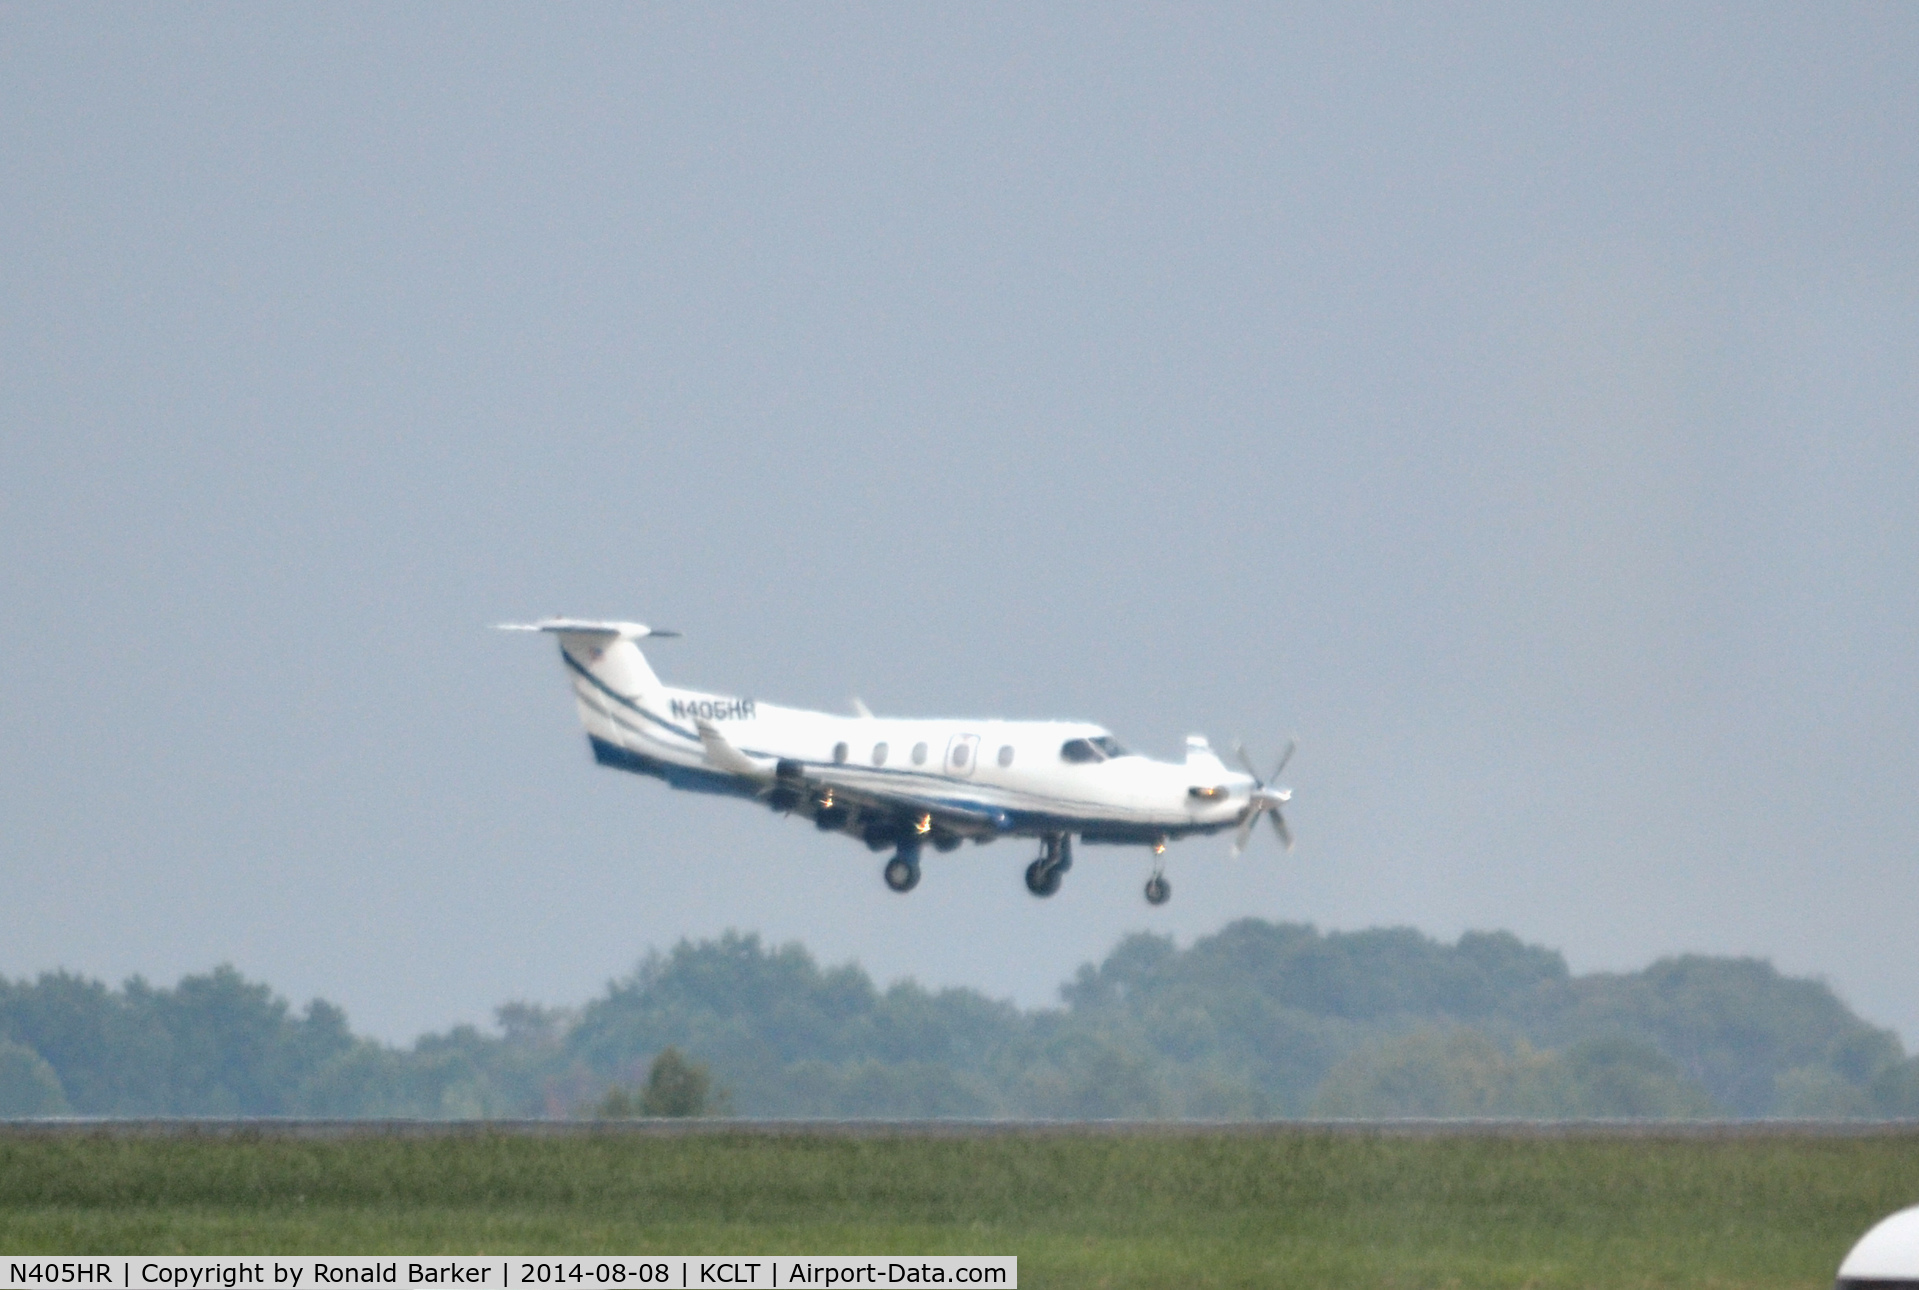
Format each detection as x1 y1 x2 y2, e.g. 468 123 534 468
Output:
500 618 1294 905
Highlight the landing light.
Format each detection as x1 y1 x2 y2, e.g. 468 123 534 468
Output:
818 790 834 809
1153 839 1166 855
1188 785 1228 801
915 813 933 835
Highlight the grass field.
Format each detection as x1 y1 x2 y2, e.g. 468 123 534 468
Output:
3 1124 1917 1287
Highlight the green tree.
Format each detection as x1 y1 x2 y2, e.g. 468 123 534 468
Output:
1557 1036 1719 1117
1868 1057 1919 1116
1310 1030 1720 1119
567 932 1022 1115
0 965 353 1114
2 920 1907 1121
596 1048 721 1118
1310 1028 1563 1117
594 1085 639 1119
0 1039 69 1115
1532 955 1892 1115
0 970 170 1112
128 965 354 1113
639 1047 717 1117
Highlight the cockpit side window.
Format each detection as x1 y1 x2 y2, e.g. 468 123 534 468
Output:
1090 735 1129 759
1060 738 1103 763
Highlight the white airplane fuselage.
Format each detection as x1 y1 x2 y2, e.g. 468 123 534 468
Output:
507 619 1290 901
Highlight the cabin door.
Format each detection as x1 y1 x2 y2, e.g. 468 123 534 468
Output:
945 733 981 778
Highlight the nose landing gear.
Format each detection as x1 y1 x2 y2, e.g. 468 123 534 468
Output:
1144 836 1171 906
1024 834 1071 897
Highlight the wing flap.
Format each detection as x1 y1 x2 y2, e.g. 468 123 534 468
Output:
783 764 1008 833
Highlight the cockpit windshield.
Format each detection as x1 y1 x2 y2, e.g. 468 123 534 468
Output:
1060 735 1131 763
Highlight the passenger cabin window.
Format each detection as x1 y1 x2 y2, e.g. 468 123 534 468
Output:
872 741 888 765
911 741 928 765
997 745 1015 768
952 743 970 768
833 742 849 764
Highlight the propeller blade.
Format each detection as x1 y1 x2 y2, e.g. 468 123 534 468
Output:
1270 808 1293 851
1228 739 1297 853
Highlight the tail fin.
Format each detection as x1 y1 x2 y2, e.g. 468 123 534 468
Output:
498 618 675 734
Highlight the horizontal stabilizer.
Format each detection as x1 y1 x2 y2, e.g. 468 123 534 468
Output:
496 618 679 639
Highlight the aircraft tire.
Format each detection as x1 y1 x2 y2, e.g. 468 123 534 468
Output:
1025 859 1062 898
884 856 921 893
1144 874 1171 906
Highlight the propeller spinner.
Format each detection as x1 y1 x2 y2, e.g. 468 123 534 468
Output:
1231 739 1295 855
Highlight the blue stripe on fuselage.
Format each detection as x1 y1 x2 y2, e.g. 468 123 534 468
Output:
588 736 762 799
588 736 1227 840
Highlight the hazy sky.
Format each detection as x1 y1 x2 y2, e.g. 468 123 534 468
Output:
5 5 1916 1045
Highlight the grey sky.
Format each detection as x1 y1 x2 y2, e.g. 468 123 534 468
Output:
4 6 1915 1045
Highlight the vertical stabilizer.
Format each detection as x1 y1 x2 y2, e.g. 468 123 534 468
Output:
497 618 676 746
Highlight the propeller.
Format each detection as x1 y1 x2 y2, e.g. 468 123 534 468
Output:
1231 739 1295 855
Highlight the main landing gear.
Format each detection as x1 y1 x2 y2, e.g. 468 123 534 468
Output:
1024 834 1072 898
883 843 921 893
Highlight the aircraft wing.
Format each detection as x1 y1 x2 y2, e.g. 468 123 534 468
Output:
696 718 1005 834
785 764 1009 834
693 718 775 780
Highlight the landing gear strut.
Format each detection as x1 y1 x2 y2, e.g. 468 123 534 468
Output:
1024 833 1071 898
1144 837 1171 906
883 844 921 893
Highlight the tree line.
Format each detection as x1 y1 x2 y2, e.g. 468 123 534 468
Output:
5 920 1918 1119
